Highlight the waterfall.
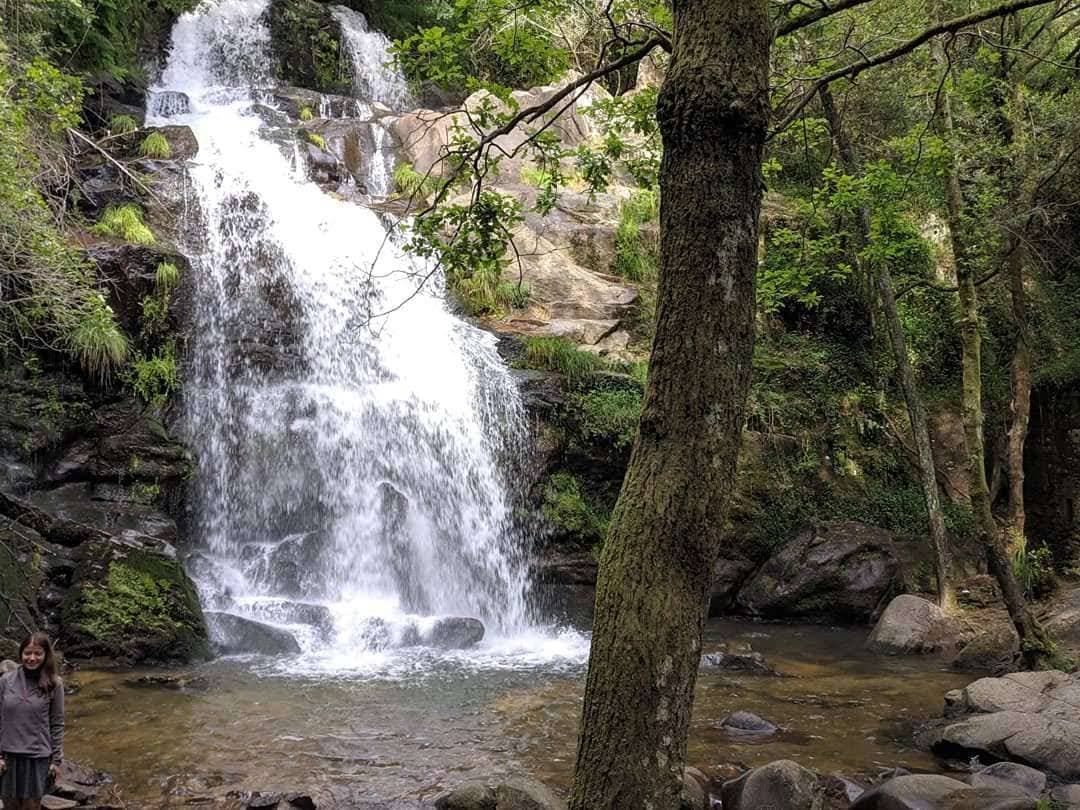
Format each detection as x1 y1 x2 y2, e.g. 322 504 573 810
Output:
150 0 546 667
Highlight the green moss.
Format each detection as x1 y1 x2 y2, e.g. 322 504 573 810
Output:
302 129 327 150
298 106 314 122
541 473 610 546
64 548 207 661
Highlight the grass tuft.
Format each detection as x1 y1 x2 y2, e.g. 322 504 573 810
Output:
109 114 139 134
66 293 129 382
91 204 155 245
520 336 603 379
138 131 172 159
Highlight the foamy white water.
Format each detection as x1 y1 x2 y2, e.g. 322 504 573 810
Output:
150 0 586 670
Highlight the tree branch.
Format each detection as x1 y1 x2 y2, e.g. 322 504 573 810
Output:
769 0 1059 139
774 0 879 36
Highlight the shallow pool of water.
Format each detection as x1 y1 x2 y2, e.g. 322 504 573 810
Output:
65 619 972 805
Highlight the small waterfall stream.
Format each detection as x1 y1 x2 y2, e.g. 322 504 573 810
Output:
149 0 572 670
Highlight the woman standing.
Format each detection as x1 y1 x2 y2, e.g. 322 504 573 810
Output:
0 632 65 810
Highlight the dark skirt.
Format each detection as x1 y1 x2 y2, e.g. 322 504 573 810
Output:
0 752 51 799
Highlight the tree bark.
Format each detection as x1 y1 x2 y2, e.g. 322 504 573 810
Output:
567 2 769 807
1005 232 1032 539
932 24 1051 666
820 84 955 611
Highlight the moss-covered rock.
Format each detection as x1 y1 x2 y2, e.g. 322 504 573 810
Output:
269 0 352 95
61 539 208 664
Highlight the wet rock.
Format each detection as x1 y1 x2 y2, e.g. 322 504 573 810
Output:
681 766 709 810
951 621 1019 672
151 124 200 161
494 778 566 810
435 778 564 810
125 673 211 691
148 90 190 118
300 138 347 186
736 521 900 623
266 86 357 120
849 774 972 809
938 786 1037 809
1050 784 1080 806
531 549 598 586
867 595 966 656
719 710 779 736
241 600 335 636
721 760 820 810
929 671 1080 781
969 761 1046 797
701 642 781 676
61 534 209 663
422 617 485 649
434 782 496 810
41 797 78 809
708 551 758 615
205 612 302 655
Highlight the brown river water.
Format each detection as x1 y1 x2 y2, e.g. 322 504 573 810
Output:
65 619 973 806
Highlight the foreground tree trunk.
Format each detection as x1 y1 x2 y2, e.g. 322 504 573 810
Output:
820 85 955 611
932 28 1052 666
1005 232 1033 539
567 2 769 807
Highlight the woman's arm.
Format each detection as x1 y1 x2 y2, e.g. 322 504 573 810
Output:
49 679 65 764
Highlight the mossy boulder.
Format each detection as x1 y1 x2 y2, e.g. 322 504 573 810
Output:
61 538 208 664
269 0 352 95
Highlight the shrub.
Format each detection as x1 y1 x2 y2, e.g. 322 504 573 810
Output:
138 130 171 159
520 336 603 379
1011 535 1055 598
541 473 609 545
109 114 138 134
575 387 642 450
91 204 154 245
129 342 179 409
65 293 129 381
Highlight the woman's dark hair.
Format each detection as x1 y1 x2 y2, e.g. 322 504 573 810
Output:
18 632 59 693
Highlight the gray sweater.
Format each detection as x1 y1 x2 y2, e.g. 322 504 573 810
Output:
0 667 64 762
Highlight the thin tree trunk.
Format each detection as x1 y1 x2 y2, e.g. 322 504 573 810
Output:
1006 233 1033 539
567 1 769 807
820 84 955 610
932 25 1052 666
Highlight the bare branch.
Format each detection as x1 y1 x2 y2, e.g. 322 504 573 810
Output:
770 0 1060 139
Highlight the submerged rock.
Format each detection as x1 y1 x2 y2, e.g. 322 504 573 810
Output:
701 642 781 676
422 617 485 650
736 521 900 623
969 762 1046 797
718 710 779 736
205 611 302 655
866 595 965 656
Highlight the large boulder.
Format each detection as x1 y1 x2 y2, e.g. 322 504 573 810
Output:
928 671 1080 781
849 774 972 809
721 760 821 810
736 521 900 622
867 595 966 656
1045 585 1080 646
421 617 485 649
205 612 302 656
708 550 758 615
60 534 209 663
969 762 1046 797
435 778 565 810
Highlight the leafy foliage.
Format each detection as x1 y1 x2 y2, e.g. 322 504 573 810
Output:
574 387 642 450
128 342 179 409
393 162 439 198
613 189 659 282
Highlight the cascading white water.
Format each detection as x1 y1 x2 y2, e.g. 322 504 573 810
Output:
148 0 580 669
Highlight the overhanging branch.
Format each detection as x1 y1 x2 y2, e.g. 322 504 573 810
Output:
769 0 1060 138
